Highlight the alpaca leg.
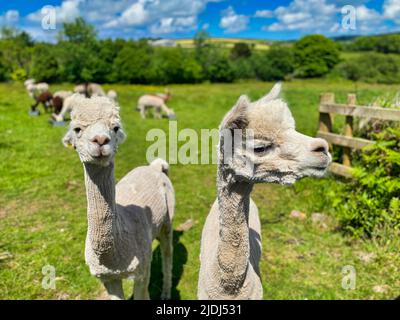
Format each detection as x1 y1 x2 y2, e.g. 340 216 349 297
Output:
134 263 151 300
31 101 39 112
159 225 173 299
103 279 124 300
139 104 146 119
155 106 162 119
161 104 172 117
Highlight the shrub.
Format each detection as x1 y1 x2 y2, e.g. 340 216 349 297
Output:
253 45 295 81
231 58 256 79
111 43 153 83
30 44 60 82
10 68 27 82
336 52 400 84
230 42 252 60
332 127 400 238
350 36 379 51
294 34 340 78
376 35 400 54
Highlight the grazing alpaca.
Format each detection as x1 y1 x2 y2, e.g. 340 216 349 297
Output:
137 90 175 119
52 94 85 122
26 81 49 99
62 96 175 300
31 91 53 113
74 83 106 98
107 90 118 102
51 96 63 115
54 90 73 100
198 83 331 300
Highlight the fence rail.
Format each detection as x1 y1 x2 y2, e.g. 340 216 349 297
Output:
318 92 400 178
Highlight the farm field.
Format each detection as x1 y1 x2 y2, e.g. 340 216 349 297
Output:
175 37 270 50
0 80 399 300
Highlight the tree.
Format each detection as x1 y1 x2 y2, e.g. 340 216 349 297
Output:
376 35 400 54
254 45 295 81
230 42 252 60
294 34 340 78
0 28 32 79
112 42 154 83
30 44 60 82
58 17 97 46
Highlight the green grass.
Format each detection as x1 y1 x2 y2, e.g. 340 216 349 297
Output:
0 80 399 299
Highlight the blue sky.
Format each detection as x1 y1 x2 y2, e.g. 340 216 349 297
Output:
0 0 399 41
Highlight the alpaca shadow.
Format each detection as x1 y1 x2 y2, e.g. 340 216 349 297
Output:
149 230 187 300
249 228 262 277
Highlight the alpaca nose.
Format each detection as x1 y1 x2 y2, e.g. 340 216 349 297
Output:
310 138 328 155
92 135 110 146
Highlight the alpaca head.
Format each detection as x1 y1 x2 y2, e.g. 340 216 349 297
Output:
62 95 126 167
219 83 331 185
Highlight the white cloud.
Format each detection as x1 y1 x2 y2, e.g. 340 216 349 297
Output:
264 0 337 32
219 6 249 33
254 10 273 18
262 0 389 35
105 0 221 34
383 0 400 24
150 16 197 34
23 0 223 37
0 10 20 24
27 0 82 23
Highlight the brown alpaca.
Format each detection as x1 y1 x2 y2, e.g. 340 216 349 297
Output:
31 91 53 113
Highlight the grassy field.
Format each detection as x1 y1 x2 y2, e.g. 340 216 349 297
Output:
0 80 399 300
176 38 270 50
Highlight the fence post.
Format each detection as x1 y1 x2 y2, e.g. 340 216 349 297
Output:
343 94 356 167
319 93 334 151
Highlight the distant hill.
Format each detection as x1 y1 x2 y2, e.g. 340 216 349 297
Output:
175 38 270 50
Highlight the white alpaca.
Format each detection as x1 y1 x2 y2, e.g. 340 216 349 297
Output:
137 90 174 119
107 90 118 102
74 83 106 97
52 94 80 122
62 96 175 300
198 83 331 299
53 91 117 122
53 90 73 100
26 81 49 99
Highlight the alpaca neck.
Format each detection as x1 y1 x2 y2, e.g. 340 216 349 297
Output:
83 162 118 258
216 164 253 294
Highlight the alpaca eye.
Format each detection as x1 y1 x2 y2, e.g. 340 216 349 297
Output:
113 126 120 133
254 145 272 154
73 127 82 134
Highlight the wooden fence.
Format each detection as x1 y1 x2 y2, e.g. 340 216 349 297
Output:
317 92 400 178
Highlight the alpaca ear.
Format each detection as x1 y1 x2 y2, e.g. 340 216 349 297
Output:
221 95 250 130
257 82 282 105
62 130 75 149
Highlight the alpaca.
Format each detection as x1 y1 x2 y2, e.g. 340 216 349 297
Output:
31 91 53 113
137 90 175 119
52 94 79 122
24 78 35 87
51 96 63 115
54 90 73 100
198 83 331 300
26 81 49 99
52 90 116 122
62 95 175 300
107 90 118 102
74 83 106 98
